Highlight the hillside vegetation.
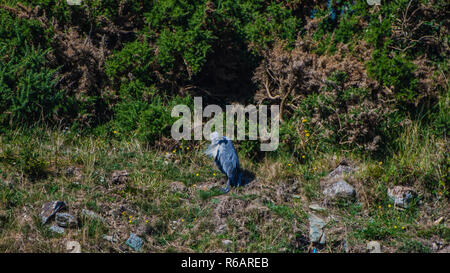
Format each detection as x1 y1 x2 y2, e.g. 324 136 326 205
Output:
0 0 448 252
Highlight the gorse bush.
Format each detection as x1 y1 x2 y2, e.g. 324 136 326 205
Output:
106 94 193 144
104 0 302 93
0 10 65 127
0 0 447 157
280 71 395 154
367 50 418 107
105 40 157 90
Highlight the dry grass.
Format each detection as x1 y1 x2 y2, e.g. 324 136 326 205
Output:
0 123 448 253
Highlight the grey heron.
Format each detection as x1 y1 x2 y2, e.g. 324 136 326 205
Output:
204 132 242 193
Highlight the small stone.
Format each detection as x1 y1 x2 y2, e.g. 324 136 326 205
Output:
126 233 143 251
222 239 233 248
102 234 118 243
327 164 356 180
387 186 417 208
111 170 129 184
40 201 67 224
55 212 78 228
367 241 382 253
215 224 227 235
309 214 326 244
66 241 81 253
323 180 356 200
309 203 326 212
49 225 65 234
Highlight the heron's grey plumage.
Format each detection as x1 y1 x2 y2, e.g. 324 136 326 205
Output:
205 132 242 193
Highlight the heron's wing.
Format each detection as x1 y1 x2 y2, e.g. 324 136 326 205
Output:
216 138 240 178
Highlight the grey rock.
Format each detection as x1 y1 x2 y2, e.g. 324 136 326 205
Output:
222 239 233 247
102 234 118 243
49 225 65 234
126 233 143 251
323 180 356 199
387 186 417 208
367 241 382 253
309 203 326 212
309 214 326 244
66 241 81 253
215 224 227 235
55 212 78 228
40 201 67 224
327 164 356 180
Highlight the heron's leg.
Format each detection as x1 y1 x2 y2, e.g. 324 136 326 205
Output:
221 178 231 193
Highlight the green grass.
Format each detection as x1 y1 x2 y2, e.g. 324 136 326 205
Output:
0 122 447 253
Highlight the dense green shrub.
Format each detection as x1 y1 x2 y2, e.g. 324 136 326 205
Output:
281 71 395 154
367 50 418 107
138 0 301 81
0 0 447 155
0 10 65 127
105 94 192 144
